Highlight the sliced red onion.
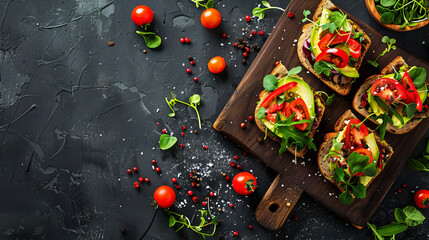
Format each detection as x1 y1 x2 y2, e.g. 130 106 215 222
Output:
311 52 315 60
330 69 339 74
303 38 311 49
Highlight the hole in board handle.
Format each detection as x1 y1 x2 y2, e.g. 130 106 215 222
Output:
269 203 279 212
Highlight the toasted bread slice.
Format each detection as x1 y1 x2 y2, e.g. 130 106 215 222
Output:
318 110 394 194
352 56 429 134
254 63 326 157
297 0 371 96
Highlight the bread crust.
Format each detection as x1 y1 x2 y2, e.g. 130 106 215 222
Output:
317 110 394 196
297 0 372 96
254 63 325 157
352 56 428 134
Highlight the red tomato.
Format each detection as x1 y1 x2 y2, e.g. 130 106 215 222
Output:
345 119 369 149
131 5 154 26
315 48 349 68
266 113 276 123
232 172 257 195
370 78 406 102
200 8 222 29
154 185 176 208
284 98 310 131
208 56 226 74
414 190 429 208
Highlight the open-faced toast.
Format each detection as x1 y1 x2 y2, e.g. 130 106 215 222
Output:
254 63 325 157
353 56 429 136
297 0 372 96
318 110 394 204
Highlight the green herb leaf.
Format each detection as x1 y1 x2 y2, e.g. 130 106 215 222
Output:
380 12 395 24
277 127 317 154
367 223 384 240
206 0 214 8
426 138 429 154
168 112 176 117
402 205 426 227
351 184 367 199
348 151 371 176
407 67 426 89
363 162 377 177
405 103 417 119
381 36 390 43
334 166 346 183
287 66 302 76
394 208 406 224
407 157 429 172
377 222 408 236
380 0 396 7
159 134 178 150
393 71 402 81
367 60 379 68
328 11 347 29
321 22 337 33
257 107 266 119
339 190 354 204
169 216 177 227
252 7 265 19
261 1 270 7
326 93 335 106
263 74 278 91
189 94 201 105
136 31 162 48
314 61 335 76
302 10 311 22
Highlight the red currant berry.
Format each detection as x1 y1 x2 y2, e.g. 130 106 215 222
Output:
192 196 199 202
133 182 140 188
126 169 132 174
133 167 138 172
193 77 198 82
145 178 150 183
245 15 251 22
172 178 177 183
138 177 144 182
155 167 160 173
190 60 195 65
258 30 264 36
221 33 227 38
242 52 248 58
248 116 254 122
230 161 236 167
187 190 193 196
233 42 238 47
240 122 246 128
180 38 185 43
185 37 191 43
186 68 192 74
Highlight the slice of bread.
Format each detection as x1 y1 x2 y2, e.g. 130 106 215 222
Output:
352 56 429 134
297 0 371 96
254 63 326 157
318 110 394 194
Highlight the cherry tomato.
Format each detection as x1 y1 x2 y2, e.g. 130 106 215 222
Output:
208 56 226 74
370 78 406 102
266 113 276 123
153 185 176 208
131 5 154 27
414 189 429 208
284 98 310 131
345 119 369 149
232 172 257 195
200 8 221 29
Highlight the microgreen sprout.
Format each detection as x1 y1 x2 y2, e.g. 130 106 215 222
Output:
166 92 202 129
367 36 397 67
317 91 335 106
190 0 214 9
252 1 285 20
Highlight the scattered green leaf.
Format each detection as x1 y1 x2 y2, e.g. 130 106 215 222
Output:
159 134 178 150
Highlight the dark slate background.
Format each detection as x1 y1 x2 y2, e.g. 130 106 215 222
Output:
0 0 428 239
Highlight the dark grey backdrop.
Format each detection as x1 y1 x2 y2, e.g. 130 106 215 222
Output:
0 0 428 239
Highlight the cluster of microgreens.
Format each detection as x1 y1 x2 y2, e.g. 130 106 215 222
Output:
407 138 429 172
375 0 429 28
252 1 285 20
190 0 214 9
166 92 202 129
367 36 397 68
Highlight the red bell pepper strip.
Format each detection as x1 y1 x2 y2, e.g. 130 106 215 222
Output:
318 30 361 59
315 48 349 68
401 70 422 112
260 82 298 109
266 103 285 114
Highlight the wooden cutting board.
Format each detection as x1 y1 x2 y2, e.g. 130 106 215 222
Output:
213 0 429 229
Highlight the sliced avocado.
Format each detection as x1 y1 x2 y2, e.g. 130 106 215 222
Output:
278 76 316 119
359 175 373 186
333 65 359 78
363 133 379 162
391 114 411 128
310 8 331 57
261 118 283 138
367 93 385 116
418 84 427 104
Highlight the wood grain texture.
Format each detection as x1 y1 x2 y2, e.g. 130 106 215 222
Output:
213 0 429 228
365 0 429 32
255 174 303 230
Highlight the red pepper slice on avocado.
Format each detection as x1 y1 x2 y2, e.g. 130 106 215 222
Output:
318 30 362 59
345 119 369 149
315 48 349 68
284 98 310 131
401 70 423 112
260 82 297 109
370 78 407 102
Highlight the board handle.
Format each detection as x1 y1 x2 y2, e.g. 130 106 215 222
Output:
255 173 303 230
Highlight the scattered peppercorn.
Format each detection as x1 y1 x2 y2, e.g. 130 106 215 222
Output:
193 77 198 82
202 201 207 206
398 189 402 193
192 196 199 202
143 50 147 54
238 37 243 43
286 202 291 207
203 145 208 150
257 137 263 142
180 38 185 43
185 37 191 43
222 33 227 38
237 165 242 170
233 231 239 236
194 130 198 134
190 60 195 65
248 225 253 230
218 208 222 212
222 173 226 176
133 167 138 172
210 191 215 197
196 183 200 187
258 30 264 36
242 59 247 64
138 177 144 182
244 47 250 52
186 68 192 74
242 152 247 156
152 159 156 164
172 178 177 183
218 234 224 240
191 182 196 187
293 216 298 221
233 42 238 47
233 155 239 160
248 116 254 122
240 122 246 128
180 143 184 148
187 190 193 196
162 129 166 134
361 101 367 107
145 178 150 182
245 15 251 22
155 167 161 173
275 61 280 66
133 181 140 189
229 203 234 208
175 184 181 189
108 41 115 46
126 169 132 174
288 12 294 18
403 184 407 188
230 161 236 167
225 176 230 181
181 132 185 137
251 30 256 36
